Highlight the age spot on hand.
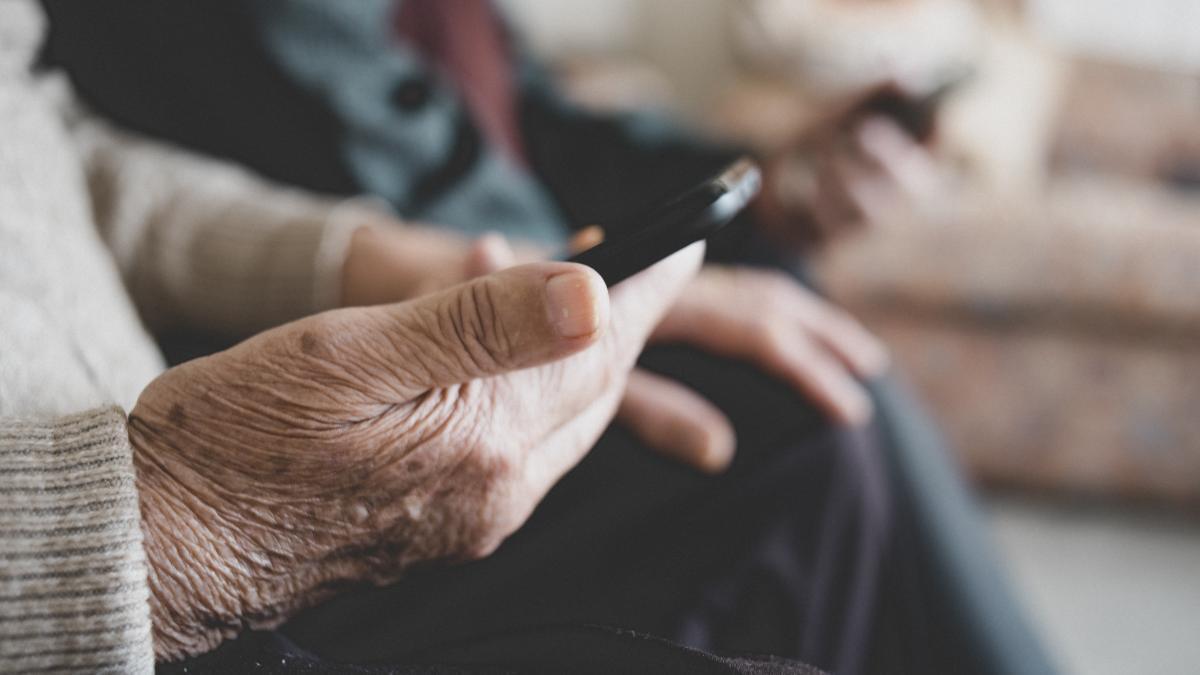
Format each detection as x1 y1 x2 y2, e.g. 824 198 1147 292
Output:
299 331 322 356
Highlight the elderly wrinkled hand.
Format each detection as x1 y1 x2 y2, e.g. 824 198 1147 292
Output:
127 244 703 661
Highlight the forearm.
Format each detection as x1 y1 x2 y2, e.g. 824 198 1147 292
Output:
129 419 326 662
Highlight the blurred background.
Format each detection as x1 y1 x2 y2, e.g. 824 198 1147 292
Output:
499 0 1200 673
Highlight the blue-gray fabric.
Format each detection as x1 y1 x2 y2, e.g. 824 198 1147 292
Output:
245 0 567 242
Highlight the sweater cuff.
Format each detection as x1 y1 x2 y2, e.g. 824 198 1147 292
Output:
311 196 394 313
0 407 153 673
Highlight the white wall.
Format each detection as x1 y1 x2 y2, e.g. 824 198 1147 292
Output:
500 0 739 113
1028 0 1200 72
504 1 1200 70
499 0 643 55
502 0 1200 115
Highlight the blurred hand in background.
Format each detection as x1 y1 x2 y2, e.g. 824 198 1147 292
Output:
755 97 945 251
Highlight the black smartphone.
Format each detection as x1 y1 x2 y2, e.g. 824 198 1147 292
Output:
568 158 761 286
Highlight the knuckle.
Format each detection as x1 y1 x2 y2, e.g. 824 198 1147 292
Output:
443 279 514 372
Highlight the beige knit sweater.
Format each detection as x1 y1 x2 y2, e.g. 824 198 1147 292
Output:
1 2 365 670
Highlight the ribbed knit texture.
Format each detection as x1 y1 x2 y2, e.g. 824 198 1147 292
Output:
0 409 153 674
73 110 366 338
1 0 367 668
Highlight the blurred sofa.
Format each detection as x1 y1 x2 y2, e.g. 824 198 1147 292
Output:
816 176 1200 506
813 57 1200 506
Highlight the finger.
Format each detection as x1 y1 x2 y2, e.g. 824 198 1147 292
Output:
370 262 609 392
763 154 826 250
802 304 889 378
760 331 873 425
515 243 706 457
832 151 896 226
604 241 705 362
464 232 518 277
785 290 890 377
812 155 868 236
617 369 735 473
855 116 941 200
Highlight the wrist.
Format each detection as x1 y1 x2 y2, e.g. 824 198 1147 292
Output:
130 410 306 661
128 410 373 661
130 422 242 661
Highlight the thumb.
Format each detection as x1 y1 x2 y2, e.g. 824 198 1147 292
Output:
371 262 609 391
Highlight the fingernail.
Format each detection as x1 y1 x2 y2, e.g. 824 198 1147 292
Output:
545 270 604 338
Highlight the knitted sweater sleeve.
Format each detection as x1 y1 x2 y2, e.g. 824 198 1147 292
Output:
0 408 153 674
68 110 377 338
